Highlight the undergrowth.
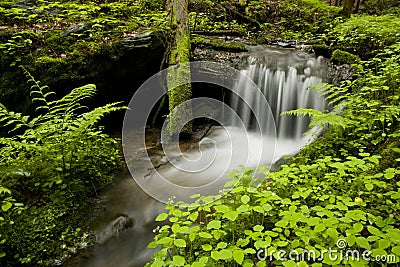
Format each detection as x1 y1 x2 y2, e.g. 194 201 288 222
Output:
0 70 125 265
146 42 400 266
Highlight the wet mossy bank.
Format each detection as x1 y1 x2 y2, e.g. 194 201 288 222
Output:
0 30 166 118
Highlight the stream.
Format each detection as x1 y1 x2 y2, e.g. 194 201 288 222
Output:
65 46 330 267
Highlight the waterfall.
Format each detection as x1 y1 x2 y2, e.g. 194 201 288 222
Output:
230 48 330 141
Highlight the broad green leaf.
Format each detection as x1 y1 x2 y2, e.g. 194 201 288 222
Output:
392 246 400 256
191 262 205 267
253 225 264 232
155 213 168 222
151 259 164 267
199 232 212 239
188 212 198 222
365 183 373 191
367 226 382 236
253 206 264 214
314 224 326 233
371 248 387 257
233 250 244 264
217 242 227 249
236 238 250 247
356 237 370 250
223 211 239 221
241 195 250 204
207 220 221 230
282 260 297 267
353 223 363 233
346 235 357 247
218 249 232 260
172 255 185 266
174 239 186 248
377 239 390 250
262 203 272 212
326 228 339 239
1 202 12 212
202 244 212 251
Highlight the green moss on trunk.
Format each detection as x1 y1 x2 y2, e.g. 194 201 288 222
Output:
166 0 193 139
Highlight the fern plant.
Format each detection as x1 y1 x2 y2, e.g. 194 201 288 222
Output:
282 83 352 131
0 71 125 265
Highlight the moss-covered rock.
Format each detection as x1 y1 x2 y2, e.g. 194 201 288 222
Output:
330 49 361 65
191 37 247 52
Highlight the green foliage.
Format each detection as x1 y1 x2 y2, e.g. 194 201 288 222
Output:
331 50 361 65
147 42 400 266
323 15 400 59
0 71 125 265
188 0 340 39
362 0 400 16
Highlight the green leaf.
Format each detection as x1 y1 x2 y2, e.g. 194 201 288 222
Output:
172 255 185 266
215 205 230 213
326 228 339 239
207 220 221 230
217 242 227 249
282 260 297 267
353 223 363 233
356 237 370 250
275 219 288 228
218 249 233 260
233 250 244 264
346 235 357 247
244 248 256 254
155 213 168 222
367 226 382 236
188 212 198 222
199 232 213 239
262 203 273 212
392 246 400 256
241 195 250 204
253 225 264 232
371 248 387 258
202 244 212 251
174 239 186 248
1 202 12 212
253 206 264 214
365 183 374 191
237 204 249 213
377 239 390 250
276 240 288 247
151 259 164 267
191 262 205 267
236 238 250 247
223 211 239 221
314 224 326 232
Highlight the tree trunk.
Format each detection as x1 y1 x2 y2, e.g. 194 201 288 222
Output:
355 0 362 13
166 0 192 139
342 0 354 17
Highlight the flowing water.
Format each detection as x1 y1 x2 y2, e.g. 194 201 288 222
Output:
68 46 329 267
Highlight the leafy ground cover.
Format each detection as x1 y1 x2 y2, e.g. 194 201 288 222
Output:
147 41 400 266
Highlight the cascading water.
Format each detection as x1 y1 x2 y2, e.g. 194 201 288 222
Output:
69 47 330 267
230 47 330 159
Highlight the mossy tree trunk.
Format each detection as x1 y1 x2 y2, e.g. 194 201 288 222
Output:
166 0 192 140
342 0 354 17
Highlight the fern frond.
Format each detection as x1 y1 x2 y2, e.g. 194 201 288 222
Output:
282 108 351 129
69 102 126 133
0 104 32 133
308 83 350 106
48 84 97 117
